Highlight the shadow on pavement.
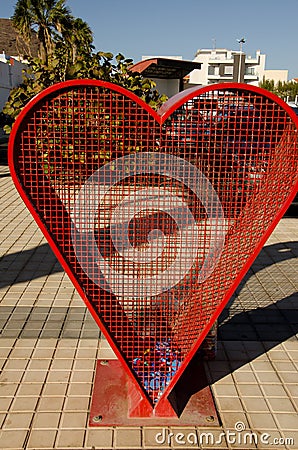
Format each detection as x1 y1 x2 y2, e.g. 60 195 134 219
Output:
0 243 62 288
0 240 297 343
1 240 296 289
0 239 297 415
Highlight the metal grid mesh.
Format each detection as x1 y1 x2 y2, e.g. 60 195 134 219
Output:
12 84 297 406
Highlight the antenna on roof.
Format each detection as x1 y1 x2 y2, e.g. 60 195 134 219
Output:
237 38 246 53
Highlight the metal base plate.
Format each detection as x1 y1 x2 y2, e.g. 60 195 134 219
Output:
89 358 219 426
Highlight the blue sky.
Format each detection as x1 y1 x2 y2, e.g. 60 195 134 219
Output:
2 0 297 79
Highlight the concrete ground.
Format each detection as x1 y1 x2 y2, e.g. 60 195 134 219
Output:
0 156 297 449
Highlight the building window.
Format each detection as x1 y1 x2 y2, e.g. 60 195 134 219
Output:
224 66 233 75
208 66 219 76
245 67 255 75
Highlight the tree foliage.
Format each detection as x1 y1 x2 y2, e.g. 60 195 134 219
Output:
3 0 167 133
259 77 298 101
12 0 75 65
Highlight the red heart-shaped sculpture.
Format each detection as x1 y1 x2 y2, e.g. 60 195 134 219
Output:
9 80 298 415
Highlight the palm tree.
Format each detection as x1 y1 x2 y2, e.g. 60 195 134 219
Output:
12 0 73 65
61 17 94 64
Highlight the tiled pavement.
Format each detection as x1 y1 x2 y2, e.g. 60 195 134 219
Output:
0 159 297 449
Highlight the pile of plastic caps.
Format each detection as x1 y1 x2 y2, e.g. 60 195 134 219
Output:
133 339 181 403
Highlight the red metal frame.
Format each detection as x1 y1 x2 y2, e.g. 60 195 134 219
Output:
9 80 298 419
89 359 219 426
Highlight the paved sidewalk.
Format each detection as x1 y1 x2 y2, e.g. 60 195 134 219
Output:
0 160 297 449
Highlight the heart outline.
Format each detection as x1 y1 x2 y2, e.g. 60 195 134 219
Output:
8 80 298 413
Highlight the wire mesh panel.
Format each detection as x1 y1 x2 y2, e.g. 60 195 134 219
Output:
9 80 298 412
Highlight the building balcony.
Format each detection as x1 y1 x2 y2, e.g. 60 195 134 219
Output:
244 73 259 81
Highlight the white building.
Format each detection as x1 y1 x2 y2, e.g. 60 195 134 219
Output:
189 48 287 87
0 53 27 111
0 18 38 112
263 69 288 85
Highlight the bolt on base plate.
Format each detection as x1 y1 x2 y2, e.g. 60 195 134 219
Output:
89 358 219 426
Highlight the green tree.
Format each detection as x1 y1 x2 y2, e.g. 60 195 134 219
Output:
259 77 275 93
4 1 167 133
12 0 73 65
259 77 298 101
3 52 167 133
4 0 167 134
54 16 94 70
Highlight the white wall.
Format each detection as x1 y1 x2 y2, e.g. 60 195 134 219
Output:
263 69 288 84
189 51 210 85
0 58 25 111
151 78 180 98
